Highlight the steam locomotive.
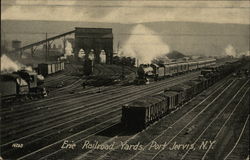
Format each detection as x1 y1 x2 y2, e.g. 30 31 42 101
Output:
135 59 216 84
0 70 47 104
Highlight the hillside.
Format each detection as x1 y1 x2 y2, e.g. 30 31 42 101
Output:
1 20 249 56
166 51 186 59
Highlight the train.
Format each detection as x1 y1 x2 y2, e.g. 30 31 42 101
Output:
0 70 47 104
121 60 241 130
135 59 216 84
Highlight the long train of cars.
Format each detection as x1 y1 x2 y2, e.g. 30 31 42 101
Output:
121 60 241 130
0 70 47 104
136 59 216 84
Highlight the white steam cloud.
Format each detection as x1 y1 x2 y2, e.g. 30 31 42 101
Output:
225 44 237 57
119 24 170 64
224 45 250 58
237 51 250 57
1 54 24 73
1 54 34 73
65 40 74 57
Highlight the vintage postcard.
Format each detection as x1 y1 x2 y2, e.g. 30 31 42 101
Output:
1 0 249 160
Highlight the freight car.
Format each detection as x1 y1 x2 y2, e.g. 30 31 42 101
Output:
37 62 65 76
122 60 240 130
121 96 168 130
0 70 47 104
136 59 216 84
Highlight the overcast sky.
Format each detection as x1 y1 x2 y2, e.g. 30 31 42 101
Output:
1 0 249 24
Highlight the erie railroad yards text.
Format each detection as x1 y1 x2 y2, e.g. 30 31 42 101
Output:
60 140 216 151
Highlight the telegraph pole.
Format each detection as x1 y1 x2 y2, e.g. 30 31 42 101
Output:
45 32 48 62
122 57 124 80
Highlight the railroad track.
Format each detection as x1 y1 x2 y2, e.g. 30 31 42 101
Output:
1 71 200 121
62 77 249 160
126 79 249 160
16 75 235 159
2 72 199 131
43 63 84 91
181 87 249 160
223 116 249 160
68 76 238 160
44 63 76 84
2 72 199 159
2 72 199 137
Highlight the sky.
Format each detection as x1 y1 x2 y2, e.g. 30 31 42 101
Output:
1 0 250 24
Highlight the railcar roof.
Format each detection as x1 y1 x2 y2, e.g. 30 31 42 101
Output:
151 94 166 101
178 83 192 89
183 80 200 86
193 77 208 82
123 96 163 108
167 84 191 91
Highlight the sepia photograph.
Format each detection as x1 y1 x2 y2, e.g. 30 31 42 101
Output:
1 0 249 159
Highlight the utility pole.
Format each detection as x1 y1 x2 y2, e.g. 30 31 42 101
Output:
121 57 125 80
63 36 66 56
45 32 48 62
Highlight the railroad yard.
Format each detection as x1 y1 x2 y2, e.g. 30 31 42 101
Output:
0 60 249 160
1 11 249 160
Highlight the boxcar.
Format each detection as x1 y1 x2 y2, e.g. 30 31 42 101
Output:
55 63 59 72
60 62 65 71
38 63 52 76
51 63 56 73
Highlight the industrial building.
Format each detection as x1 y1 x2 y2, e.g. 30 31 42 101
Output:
74 27 113 64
